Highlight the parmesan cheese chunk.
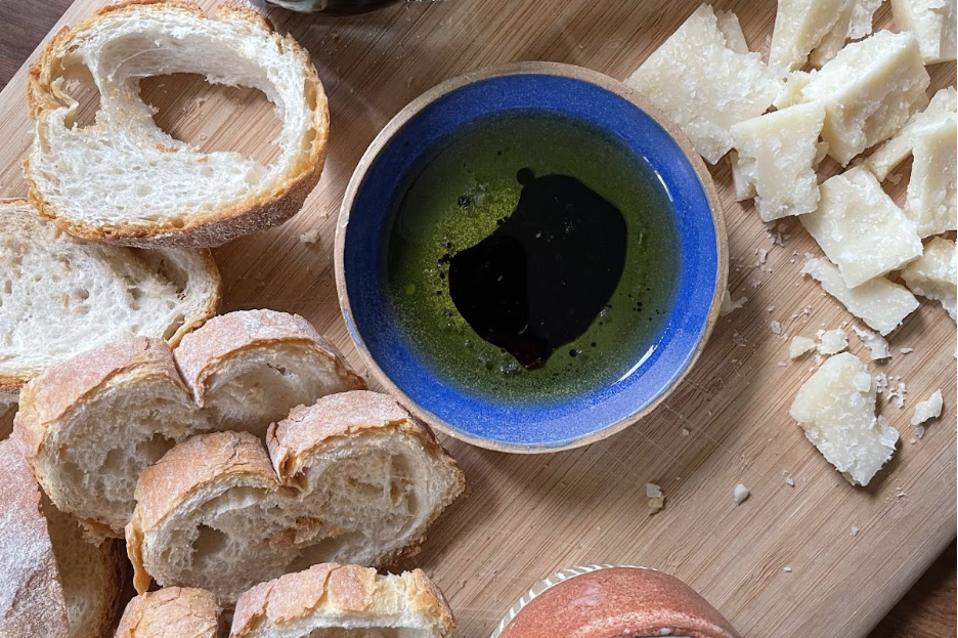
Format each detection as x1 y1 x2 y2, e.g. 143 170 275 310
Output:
911 389 944 426
865 87 957 181
801 167 923 287
626 4 782 164
809 0 884 67
852 326 891 360
802 257 919 335
817 328 849 355
891 0 957 63
731 103 825 221
789 352 898 486
799 31 930 165
790 336 818 359
905 115 957 237
902 237 957 320
769 0 847 71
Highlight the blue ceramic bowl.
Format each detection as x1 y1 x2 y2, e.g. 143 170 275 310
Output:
335 62 726 453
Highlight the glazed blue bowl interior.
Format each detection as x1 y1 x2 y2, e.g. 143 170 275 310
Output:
343 72 719 449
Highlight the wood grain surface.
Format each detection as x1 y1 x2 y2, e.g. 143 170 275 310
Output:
0 1 954 636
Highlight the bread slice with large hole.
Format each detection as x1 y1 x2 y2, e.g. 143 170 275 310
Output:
0 198 220 405
14 309 364 538
25 1 328 247
230 563 455 637
126 390 465 604
0 439 126 637
115 587 220 638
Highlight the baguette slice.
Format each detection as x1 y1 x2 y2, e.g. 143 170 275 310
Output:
0 198 220 397
14 309 364 537
231 564 455 638
0 440 125 638
26 1 328 247
115 588 220 638
127 391 465 603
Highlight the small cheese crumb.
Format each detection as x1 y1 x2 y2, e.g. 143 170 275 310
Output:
299 229 321 244
899 347 913 354
850 526 860 537
720 289 748 316
852 326 891 360
817 329 848 355
733 483 750 504
789 336 816 359
770 320 783 335
783 566 792 573
785 477 795 487
911 389 943 427
680 427 691 436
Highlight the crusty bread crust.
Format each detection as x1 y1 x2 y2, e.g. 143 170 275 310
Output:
0 440 125 638
230 563 456 638
127 431 278 593
0 199 221 395
175 309 364 405
115 586 220 638
127 391 464 600
14 309 362 539
25 1 329 248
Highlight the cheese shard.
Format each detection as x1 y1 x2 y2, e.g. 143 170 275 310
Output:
818 328 849 354
731 103 825 221
789 352 898 486
790 335 818 358
891 0 957 63
799 31 930 165
716 9 749 53
809 0 884 66
911 389 943 426
768 0 847 71
802 257 920 334
625 4 782 164
905 115 957 237
801 167 923 287
865 87 958 181
852 326 891 360
902 237 957 320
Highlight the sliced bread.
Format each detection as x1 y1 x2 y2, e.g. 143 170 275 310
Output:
14 309 364 537
0 439 125 638
0 198 220 397
231 563 455 637
115 587 220 638
126 391 465 603
26 1 328 247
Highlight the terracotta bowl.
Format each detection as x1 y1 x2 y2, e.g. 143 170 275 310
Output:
492 565 740 638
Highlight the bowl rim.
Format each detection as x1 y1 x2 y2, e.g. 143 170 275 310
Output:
334 60 728 454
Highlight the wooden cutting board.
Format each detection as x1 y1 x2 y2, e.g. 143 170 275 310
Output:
0 1 954 635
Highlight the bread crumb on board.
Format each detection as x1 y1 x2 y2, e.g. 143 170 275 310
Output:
646 483 666 514
299 229 321 244
733 483 750 505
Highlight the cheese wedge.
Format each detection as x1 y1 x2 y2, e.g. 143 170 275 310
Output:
769 0 847 71
799 31 930 165
902 237 957 320
626 4 781 164
802 257 919 335
731 102 825 221
866 86 957 181
891 0 957 63
790 352 898 487
801 167 923 287
905 115 958 237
